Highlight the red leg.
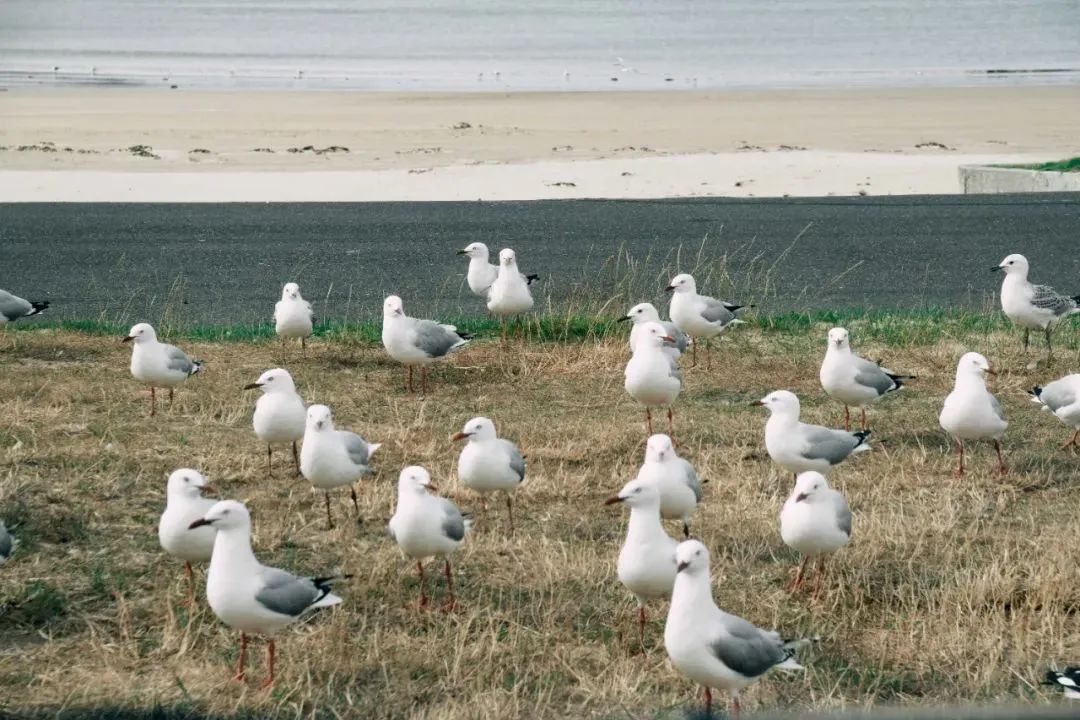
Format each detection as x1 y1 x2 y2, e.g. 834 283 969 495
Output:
169 387 175 407
266 445 273 477
442 558 457 611
703 687 712 716
185 561 195 608
843 405 850 431
994 439 1007 476
953 438 965 478
860 407 867 432
149 387 156 417
811 556 826 599
406 366 414 393
731 695 742 718
350 486 360 516
301 336 307 354
259 640 275 689
233 632 247 682
787 556 809 592
645 408 653 435
691 340 697 367
417 561 428 608
638 606 647 654
324 492 334 529
705 338 711 370
506 495 514 535
667 408 675 443
292 441 300 475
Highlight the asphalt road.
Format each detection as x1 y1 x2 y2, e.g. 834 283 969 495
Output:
2 195 1079 326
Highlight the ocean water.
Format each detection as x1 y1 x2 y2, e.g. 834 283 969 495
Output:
0 0 1078 91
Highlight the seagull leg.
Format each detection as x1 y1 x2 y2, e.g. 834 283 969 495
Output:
1062 430 1080 451
184 561 196 608
953 438 965 478
406 365 414 393
682 521 690 539
149 387 156 417
812 556 826 599
691 340 697 367
638 606 647 654
645 408 653 435
421 366 429 396
1022 328 1030 353
843 405 850 431
169 387 175 408
416 561 428 609
350 485 360 517
703 687 712 716
667 408 675 443
501 318 507 347
266 445 273 478
704 338 711 370
730 694 742 718
301 336 307 355
442 558 457 611
1045 327 1054 359
324 492 334 529
787 556 808 592
233 632 247 682
994 439 1008 476
861 408 868 432
259 640 275 690
292 441 300 476
506 495 515 535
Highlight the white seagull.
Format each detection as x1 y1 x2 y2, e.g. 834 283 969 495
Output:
1030 374 1080 450
0 289 49 326
244 368 306 477
636 433 702 538
819 327 913 430
381 295 471 394
273 282 314 353
665 273 750 368
939 352 1007 477
617 302 689 360
625 322 682 438
665 539 812 718
122 323 202 416
992 253 1079 356
0 521 17 566
158 468 217 605
299 405 380 528
190 500 348 688
1044 668 1080 700
604 477 678 652
487 248 535 342
388 466 472 610
457 242 539 298
451 417 526 532
779 471 851 595
755 390 871 479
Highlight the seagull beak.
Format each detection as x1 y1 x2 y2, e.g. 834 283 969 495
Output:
188 518 213 530
315 420 325 430
456 249 468 255
662 335 676 343
676 560 690 573
243 382 262 390
989 265 1003 272
425 482 438 492
616 315 632 323
121 335 134 343
664 285 675 293
603 495 623 506
750 399 765 406
984 365 997 376
199 485 218 496
450 431 469 442
795 492 808 503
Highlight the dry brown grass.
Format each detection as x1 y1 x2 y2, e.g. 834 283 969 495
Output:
1 326 1078 719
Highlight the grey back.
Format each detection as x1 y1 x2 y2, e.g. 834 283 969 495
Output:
833 492 853 536
710 614 789 678
700 297 737 326
503 441 526 482
413 319 464 358
0 290 31 322
440 498 467 542
341 432 375 470
1031 284 1075 316
680 459 703 502
254 567 321 617
661 320 690 353
802 426 860 465
164 344 197 375
853 357 898 396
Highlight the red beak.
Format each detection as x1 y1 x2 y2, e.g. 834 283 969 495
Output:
450 431 469 442
603 496 622 506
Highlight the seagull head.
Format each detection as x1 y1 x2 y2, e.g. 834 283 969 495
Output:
166 468 216 499
122 322 156 344
753 390 801 417
664 273 696 294
640 321 676 347
958 351 995 377
792 471 828 503
991 253 1028 276
618 302 660 325
282 282 302 301
675 539 709 575
244 367 295 394
451 416 496 443
645 433 675 463
306 404 334 432
399 465 436 493
604 478 660 509
383 295 405 318
499 248 517 267
457 242 488 259
189 500 249 531
827 327 850 349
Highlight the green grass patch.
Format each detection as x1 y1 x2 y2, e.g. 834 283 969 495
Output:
1002 156 1080 173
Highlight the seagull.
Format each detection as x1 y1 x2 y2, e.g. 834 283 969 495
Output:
665 273 750 368
780 472 851 595
819 327 914 430
1030 374 1080 450
754 390 871 479
604 478 678 652
245 368 306 477
158 469 217 605
274 282 314 353
617 302 688 360
487 249 535 343
457 242 539 299
189 500 348 689
625 322 681 438
388 466 472 610
299 405 380 528
1044 667 1080 699
0 289 49 326
451 416 525 532
381 295 471 394
665 539 812 718
992 253 1079 356
122 323 202 416
939 352 1007 477
0 521 17 566
636 434 702 538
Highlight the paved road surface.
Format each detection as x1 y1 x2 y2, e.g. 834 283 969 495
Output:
2 195 1078 326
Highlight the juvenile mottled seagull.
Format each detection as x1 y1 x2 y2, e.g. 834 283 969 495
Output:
157 469 217 605
665 540 812 718
487 248 535 342
605 478 678 652
457 242 539 298
0 289 49 326
780 472 851 595
755 390 871 479
1030 374 1080 450
245 368 306 477
381 295 471 394
992 253 1079 356
388 466 472 610
636 434 702 538
451 416 525 532
274 282 314 352
618 302 688 360
1044 667 1080 700
299 405 380 528
625 322 682 439
0 521 17 566
939 352 1007 477
819 327 913 430
190 500 347 689
123 323 202 416
665 273 750 368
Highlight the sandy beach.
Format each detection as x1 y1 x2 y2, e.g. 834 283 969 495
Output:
1 87 1078 200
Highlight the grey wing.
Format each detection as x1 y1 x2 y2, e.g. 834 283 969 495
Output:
413 319 463 358
852 357 897 396
834 492 852 536
439 498 466 541
340 431 374 469
163 344 196 374
990 393 1005 421
255 567 321 617
1030 284 1075 316
699 297 736 325
680 459 703 502
710 614 789 679
661 320 690 353
503 441 526 482
802 426 860 465
0 290 31 321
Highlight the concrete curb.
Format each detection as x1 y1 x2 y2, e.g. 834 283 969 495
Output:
960 165 1080 193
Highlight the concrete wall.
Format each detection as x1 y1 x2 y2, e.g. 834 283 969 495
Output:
960 165 1080 193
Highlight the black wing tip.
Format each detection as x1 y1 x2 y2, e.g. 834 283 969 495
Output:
1071 294 1080 304
526 273 540 284
190 361 204 375
1030 385 1043 399
457 331 474 341
28 301 50 315
853 430 872 444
